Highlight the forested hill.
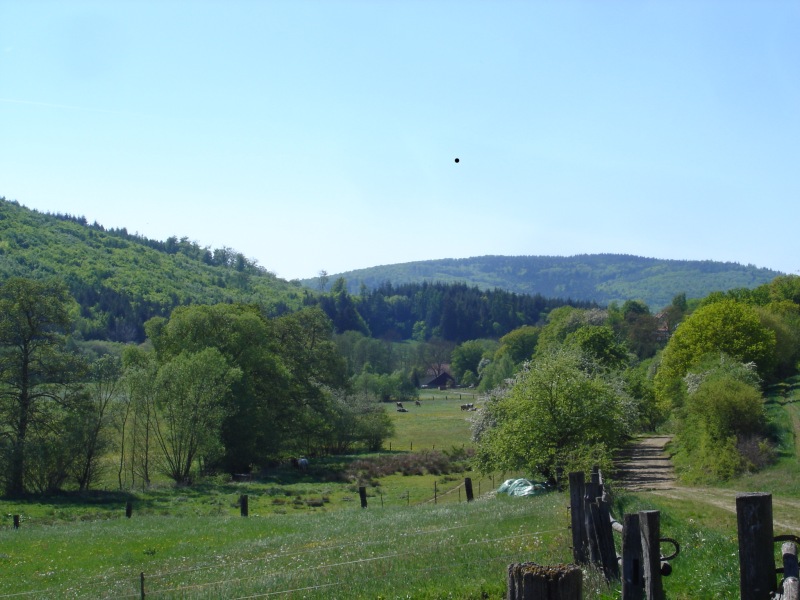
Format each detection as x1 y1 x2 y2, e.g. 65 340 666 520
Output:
0 198 309 342
315 255 783 309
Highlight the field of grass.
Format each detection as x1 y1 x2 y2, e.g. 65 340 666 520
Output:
1 492 574 599
2 382 799 598
385 390 480 452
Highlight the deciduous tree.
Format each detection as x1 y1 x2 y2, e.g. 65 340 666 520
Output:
0 278 84 496
473 348 631 481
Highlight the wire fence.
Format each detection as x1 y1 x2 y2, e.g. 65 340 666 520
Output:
0 507 565 599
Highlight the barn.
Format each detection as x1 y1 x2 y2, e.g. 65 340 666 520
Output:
423 371 456 389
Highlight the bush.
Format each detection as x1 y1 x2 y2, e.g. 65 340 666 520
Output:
676 371 769 481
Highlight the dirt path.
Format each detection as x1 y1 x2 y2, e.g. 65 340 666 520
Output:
614 435 800 533
613 435 677 491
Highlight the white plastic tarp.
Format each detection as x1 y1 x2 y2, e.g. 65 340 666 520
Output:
497 478 548 496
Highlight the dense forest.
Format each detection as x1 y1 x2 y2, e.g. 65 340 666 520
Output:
0 198 592 344
0 198 309 342
313 254 782 309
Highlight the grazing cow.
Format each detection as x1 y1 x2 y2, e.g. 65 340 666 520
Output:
397 407 408 412
396 401 404 408
460 403 474 411
415 400 421 406
297 457 309 471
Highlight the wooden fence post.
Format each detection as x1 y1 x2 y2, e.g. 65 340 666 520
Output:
13 514 19 529
782 542 799 600
596 494 620 580
569 472 588 564
140 571 145 600
640 510 664 600
622 513 643 600
465 477 474 502
507 562 582 600
359 486 368 509
584 479 601 566
240 494 249 517
126 500 133 518
736 492 776 600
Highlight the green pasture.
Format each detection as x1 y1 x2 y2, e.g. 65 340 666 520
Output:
4 382 800 598
385 390 480 452
0 492 573 599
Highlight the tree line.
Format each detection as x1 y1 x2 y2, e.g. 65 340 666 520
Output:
469 275 800 483
0 278 393 497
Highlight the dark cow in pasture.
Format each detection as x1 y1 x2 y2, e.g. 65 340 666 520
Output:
396 401 404 408
415 400 421 406
397 407 409 412
460 403 474 411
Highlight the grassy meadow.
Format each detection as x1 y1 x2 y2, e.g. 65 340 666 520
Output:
1 386 799 598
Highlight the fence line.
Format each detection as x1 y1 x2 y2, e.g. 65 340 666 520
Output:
0 518 563 599
568 469 678 600
138 530 562 598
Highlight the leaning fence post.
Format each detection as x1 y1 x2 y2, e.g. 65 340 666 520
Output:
596 494 620 580
640 510 664 600
736 492 776 600
507 562 582 600
622 513 644 600
465 477 474 502
569 472 588 564
359 486 368 509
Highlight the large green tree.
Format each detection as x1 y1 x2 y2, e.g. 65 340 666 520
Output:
473 348 632 481
152 348 241 483
0 278 84 496
655 299 776 410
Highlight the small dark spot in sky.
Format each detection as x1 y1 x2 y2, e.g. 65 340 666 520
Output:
454 158 460 163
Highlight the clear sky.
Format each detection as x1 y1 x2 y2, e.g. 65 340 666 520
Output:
1 1 798 280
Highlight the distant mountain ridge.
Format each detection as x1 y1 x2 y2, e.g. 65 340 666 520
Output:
311 255 783 309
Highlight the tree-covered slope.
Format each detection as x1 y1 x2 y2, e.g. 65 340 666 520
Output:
0 198 308 342
314 255 783 309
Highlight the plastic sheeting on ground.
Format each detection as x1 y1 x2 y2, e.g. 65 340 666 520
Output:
497 478 550 497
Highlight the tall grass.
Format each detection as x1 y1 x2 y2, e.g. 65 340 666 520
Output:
0 492 574 599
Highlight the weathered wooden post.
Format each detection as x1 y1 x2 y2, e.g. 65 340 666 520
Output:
640 510 664 600
126 500 133 518
736 492 776 600
507 562 582 600
782 542 799 600
13 514 20 529
784 541 799 577
359 486 368 508
596 494 620 580
240 494 249 517
434 481 438 505
583 479 601 566
622 513 643 600
140 571 145 600
568 472 588 564
465 477 474 502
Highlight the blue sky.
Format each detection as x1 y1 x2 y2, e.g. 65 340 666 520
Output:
1 1 798 280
